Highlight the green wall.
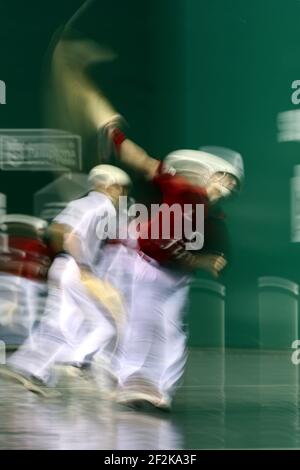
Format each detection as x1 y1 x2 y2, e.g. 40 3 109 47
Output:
182 0 300 347
1 0 300 348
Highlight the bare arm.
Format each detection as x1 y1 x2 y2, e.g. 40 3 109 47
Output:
47 222 68 255
48 222 91 271
49 29 159 178
118 138 160 179
100 120 160 179
46 36 119 136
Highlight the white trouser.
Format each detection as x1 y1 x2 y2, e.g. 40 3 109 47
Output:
8 255 116 384
92 244 137 371
115 250 191 400
0 274 47 344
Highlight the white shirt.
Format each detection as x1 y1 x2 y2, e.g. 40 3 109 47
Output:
54 191 116 272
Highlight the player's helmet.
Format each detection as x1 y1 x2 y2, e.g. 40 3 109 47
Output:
164 146 244 189
88 164 131 188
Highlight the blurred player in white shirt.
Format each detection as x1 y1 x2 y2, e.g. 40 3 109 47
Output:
0 164 131 395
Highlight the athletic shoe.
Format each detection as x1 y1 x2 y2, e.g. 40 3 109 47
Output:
116 378 171 411
0 365 61 398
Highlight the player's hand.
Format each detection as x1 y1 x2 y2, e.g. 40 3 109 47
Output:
198 253 227 278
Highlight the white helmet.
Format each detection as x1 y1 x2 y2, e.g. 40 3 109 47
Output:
164 146 244 188
88 164 131 189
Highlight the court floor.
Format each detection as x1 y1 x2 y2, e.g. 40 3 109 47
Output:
0 348 299 449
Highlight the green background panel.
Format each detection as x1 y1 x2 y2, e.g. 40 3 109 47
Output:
1 0 300 348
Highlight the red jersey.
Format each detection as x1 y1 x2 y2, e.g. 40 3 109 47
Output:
0 236 54 281
138 167 209 265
